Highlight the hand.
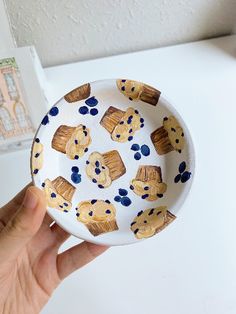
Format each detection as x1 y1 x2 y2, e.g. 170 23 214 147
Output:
0 185 108 314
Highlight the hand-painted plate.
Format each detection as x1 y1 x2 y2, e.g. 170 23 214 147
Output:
31 79 195 246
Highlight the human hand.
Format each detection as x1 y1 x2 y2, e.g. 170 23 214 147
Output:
0 185 108 314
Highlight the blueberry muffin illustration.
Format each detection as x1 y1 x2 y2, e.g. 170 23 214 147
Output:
31 138 43 175
130 206 176 239
116 79 161 106
130 166 167 201
43 176 76 212
86 150 126 188
52 124 91 160
64 83 91 103
151 116 185 155
76 199 118 236
100 106 143 142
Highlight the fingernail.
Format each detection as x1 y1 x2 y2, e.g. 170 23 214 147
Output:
23 189 38 209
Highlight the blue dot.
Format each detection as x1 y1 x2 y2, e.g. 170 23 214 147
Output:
49 107 59 116
35 138 40 143
129 115 133 120
181 171 191 183
64 203 68 206
134 152 141 160
41 115 49 125
137 210 143 216
95 161 99 167
79 106 89 115
82 125 86 130
157 194 163 198
106 209 111 214
174 174 181 183
127 119 132 125
76 213 80 217
179 161 186 173
114 195 121 202
64 210 68 213
121 86 125 91
71 166 79 173
51 193 56 198
83 130 88 136
128 136 133 141
119 188 128 196
85 96 98 107
71 172 81 184
86 160 89 164
41 182 45 187
121 197 131 207
131 143 140 151
141 194 149 199
135 110 139 114
59 205 63 208
33 169 38 174
84 147 88 152
121 79 126 82
98 184 104 189
140 118 144 123
116 134 120 138
90 108 98 116
91 199 97 204
35 153 40 158
89 211 93 216
144 186 149 191
140 123 144 128
141 144 150 156
120 121 124 125
130 185 134 190
74 155 79 160
92 178 97 183
74 139 78 144
95 168 101 175
105 200 111 204
129 129 133 133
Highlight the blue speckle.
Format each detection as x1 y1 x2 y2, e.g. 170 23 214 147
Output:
76 213 80 217
131 143 140 151
134 152 141 160
74 155 79 160
95 161 99 167
127 119 132 125
86 160 89 164
64 210 68 213
83 130 87 136
41 182 45 187
181 171 191 183
141 144 150 156
179 161 186 173
95 168 101 175
33 169 38 174
128 136 133 141
129 97 133 101
74 139 78 144
64 203 68 206
71 172 81 184
91 199 97 204
49 107 59 116
121 79 126 82
157 194 163 198
120 121 124 125
92 178 97 183
85 96 98 107
59 205 63 208
130 185 134 190
35 138 40 143
144 186 149 191
119 188 128 196
137 210 143 216
79 106 89 115
114 195 121 202
129 129 133 133
84 147 88 152
140 123 144 128
71 166 79 173
90 108 98 116
116 134 120 138
98 184 104 189
121 197 131 206
41 115 49 125
121 86 125 91
129 115 133 120
105 200 111 204
135 110 139 114
140 118 144 123
51 192 56 198
174 174 181 183
35 153 40 158
105 209 111 214
141 194 149 199
102 166 105 169
82 125 86 130
89 211 93 216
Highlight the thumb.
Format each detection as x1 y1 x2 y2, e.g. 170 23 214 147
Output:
0 186 46 262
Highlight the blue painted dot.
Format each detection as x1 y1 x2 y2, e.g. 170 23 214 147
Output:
127 119 132 125
114 195 121 202
137 210 143 216
64 203 68 206
116 134 120 138
157 194 163 198
33 169 38 174
144 186 149 190
89 211 93 216
106 209 111 214
85 96 98 107
179 161 186 173
64 210 68 213
35 153 40 158
141 144 150 156
135 110 139 114
91 199 97 204
105 200 111 204
131 143 140 151
140 123 144 128
98 184 104 189
102 166 105 169
121 197 131 206
71 172 81 184
76 213 80 217
95 168 101 175
141 194 149 199
95 161 99 167
74 155 79 160
49 107 59 116
128 136 133 141
51 192 56 198
134 152 141 160
86 160 89 164
83 130 88 136
90 108 98 116
129 115 133 120
181 171 191 183
119 188 128 196
120 121 124 125
130 185 134 190
121 86 125 91
41 115 49 125
59 205 63 208
82 125 86 130
174 174 181 183
71 166 79 173
140 118 144 123
41 182 45 187
92 178 97 183
74 139 78 144
129 129 133 133
84 147 88 152
35 138 40 143
121 79 126 82
79 106 89 115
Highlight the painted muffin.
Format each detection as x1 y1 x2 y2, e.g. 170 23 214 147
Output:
64 83 91 103
100 106 143 142
116 79 161 106
130 166 167 201
43 176 76 212
51 124 91 159
151 116 185 155
86 150 126 188
76 199 118 236
31 138 43 175
130 206 176 239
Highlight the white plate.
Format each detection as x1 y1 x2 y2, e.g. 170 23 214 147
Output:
31 79 195 246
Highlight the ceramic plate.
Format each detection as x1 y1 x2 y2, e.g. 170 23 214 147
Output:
31 79 195 246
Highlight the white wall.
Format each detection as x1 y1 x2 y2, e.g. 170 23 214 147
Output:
5 0 236 67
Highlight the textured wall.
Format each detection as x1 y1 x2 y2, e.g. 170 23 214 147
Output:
5 0 236 67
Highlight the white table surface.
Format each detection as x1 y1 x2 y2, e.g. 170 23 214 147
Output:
0 35 236 314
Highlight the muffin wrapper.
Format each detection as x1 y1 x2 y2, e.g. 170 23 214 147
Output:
102 150 126 181
151 126 174 155
52 176 75 202
100 106 125 134
86 219 119 236
64 83 91 103
51 125 76 154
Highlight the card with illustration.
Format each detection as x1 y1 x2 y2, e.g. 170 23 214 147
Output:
31 79 195 246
